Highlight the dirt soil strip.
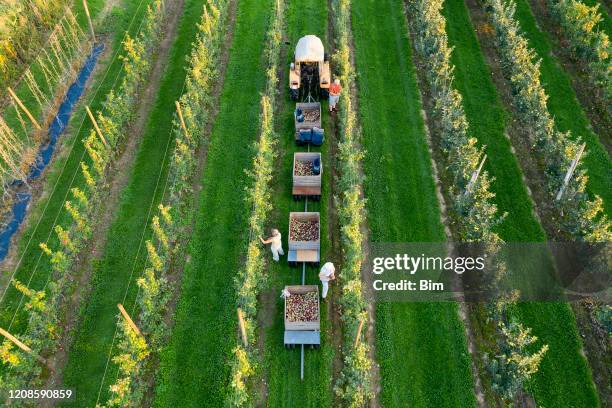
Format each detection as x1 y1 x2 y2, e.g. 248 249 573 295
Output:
40 0 185 398
330 0 383 404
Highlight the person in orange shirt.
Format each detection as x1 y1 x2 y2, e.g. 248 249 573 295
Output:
328 78 342 112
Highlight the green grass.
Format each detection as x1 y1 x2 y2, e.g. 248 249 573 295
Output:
58 1 206 405
443 1 598 406
261 0 334 406
0 0 151 354
351 0 477 406
514 0 611 214
152 0 273 406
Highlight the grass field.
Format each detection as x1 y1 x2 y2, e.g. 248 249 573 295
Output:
443 1 598 406
513 0 611 213
0 0 151 350
260 0 334 405
59 0 206 405
351 0 477 406
152 0 274 406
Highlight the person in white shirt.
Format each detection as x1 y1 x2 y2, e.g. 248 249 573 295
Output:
319 262 336 299
260 228 284 262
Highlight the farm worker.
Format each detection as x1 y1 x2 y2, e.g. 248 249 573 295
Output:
319 262 336 299
260 228 284 262
329 78 342 112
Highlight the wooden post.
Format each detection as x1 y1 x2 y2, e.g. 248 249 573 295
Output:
82 0 96 41
7 87 41 130
237 308 248 347
85 106 108 147
353 319 365 349
465 154 487 196
117 304 142 337
0 327 46 365
556 143 586 201
175 101 188 136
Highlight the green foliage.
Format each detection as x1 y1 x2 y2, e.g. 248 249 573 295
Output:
227 346 254 408
409 0 504 244
0 0 69 85
330 0 373 406
102 320 150 408
486 0 610 243
550 0 611 98
486 313 549 403
226 0 284 405
101 0 231 405
409 1 554 403
1 0 168 395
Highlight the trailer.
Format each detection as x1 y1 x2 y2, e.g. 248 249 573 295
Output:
287 212 320 266
294 102 324 146
292 152 322 201
283 285 321 348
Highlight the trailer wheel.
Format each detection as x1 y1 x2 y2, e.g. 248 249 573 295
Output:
293 195 299 201
311 195 321 202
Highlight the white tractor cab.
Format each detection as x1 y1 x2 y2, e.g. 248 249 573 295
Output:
289 35 330 101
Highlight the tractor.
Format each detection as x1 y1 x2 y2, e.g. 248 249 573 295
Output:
289 35 330 102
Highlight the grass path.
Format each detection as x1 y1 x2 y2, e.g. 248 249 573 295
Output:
58 0 205 405
152 0 273 405
513 0 611 212
444 1 598 406
260 0 334 405
0 0 151 346
351 0 476 406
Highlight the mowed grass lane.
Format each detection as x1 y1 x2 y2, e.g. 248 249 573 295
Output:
514 0 611 213
152 0 273 406
352 0 476 406
262 0 333 405
59 0 205 405
444 1 598 406
0 0 151 344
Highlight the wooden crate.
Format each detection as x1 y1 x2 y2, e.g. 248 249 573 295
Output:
288 212 320 251
293 152 322 195
284 285 320 331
